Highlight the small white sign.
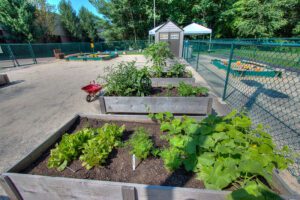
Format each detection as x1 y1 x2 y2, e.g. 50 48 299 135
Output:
0 46 3 54
132 154 136 171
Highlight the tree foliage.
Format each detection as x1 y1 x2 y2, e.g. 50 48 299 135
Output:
79 7 98 42
90 0 300 40
58 0 82 40
32 0 56 42
0 0 35 42
229 0 287 38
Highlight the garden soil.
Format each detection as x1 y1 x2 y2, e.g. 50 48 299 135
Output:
23 117 205 189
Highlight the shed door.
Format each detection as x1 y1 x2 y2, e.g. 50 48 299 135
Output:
159 32 180 57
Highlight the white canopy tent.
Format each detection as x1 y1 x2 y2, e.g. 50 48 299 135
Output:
183 23 212 51
149 22 212 37
183 22 212 41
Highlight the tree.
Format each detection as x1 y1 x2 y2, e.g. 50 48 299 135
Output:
79 7 98 42
89 0 153 41
58 0 82 40
32 0 56 42
0 0 35 42
229 0 287 38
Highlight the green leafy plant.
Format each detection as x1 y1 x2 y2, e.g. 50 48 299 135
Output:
178 82 209 96
227 180 283 200
103 61 152 96
167 62 186 77
80 124 125 170
144 42 173 67
126 127 154 160
47 128 96 171
48 123 125 171
150 111 293 199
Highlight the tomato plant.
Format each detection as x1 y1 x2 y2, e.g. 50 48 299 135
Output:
102 61 152 96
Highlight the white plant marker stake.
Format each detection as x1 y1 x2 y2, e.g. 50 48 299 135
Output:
132 154 136 171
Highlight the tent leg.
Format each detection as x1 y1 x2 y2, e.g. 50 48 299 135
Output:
208 33 212 52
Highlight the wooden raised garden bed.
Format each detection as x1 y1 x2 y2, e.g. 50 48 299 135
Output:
100 96 212 115
0 74 10 86
211 59 282 78
0 114 296 200
99 86 212 115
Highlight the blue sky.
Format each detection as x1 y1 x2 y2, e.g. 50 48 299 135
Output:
47 0 101 17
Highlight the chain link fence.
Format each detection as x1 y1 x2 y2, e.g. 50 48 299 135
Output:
184 40 300 181
0 40 150 70
200 37 300 45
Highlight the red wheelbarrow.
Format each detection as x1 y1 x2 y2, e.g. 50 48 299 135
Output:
81 81 102 102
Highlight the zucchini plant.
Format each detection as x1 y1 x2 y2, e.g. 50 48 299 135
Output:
149 111 293 198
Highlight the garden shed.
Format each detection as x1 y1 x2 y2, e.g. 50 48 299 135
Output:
149 21 184 57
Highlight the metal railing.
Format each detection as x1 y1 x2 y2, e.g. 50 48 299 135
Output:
183 40 300 180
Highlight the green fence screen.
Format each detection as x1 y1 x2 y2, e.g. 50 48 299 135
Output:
0 40 150 69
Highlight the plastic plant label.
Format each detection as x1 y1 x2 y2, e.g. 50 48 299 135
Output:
132 154 136 171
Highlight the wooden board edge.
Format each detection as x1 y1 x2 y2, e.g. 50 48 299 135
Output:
5 114 80 173
3 173 230 195
102 96 212 115
271 170 300 196
99 96 107 114
122 186 136 200
207 98 213 114
0 175 22 200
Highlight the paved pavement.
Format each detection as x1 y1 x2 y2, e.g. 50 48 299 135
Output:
0 55 147 198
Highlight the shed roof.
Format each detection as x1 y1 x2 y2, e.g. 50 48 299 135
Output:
148 23 165 35
149 21 183 35
183 23 212 35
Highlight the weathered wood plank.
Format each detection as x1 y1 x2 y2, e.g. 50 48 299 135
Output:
0 175 22 200
103 97 213 115
5 173 230 200
99 96 107 114
122 186 136 200
150 78 195 87
0 74 9 86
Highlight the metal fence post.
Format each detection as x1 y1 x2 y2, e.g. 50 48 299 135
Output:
186 42 189 60
196 42 200 71
7 45 19 67
28 43 37 64
182 42 185 58
222 44 234 100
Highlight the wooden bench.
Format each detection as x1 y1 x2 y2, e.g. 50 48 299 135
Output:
53 49 65 59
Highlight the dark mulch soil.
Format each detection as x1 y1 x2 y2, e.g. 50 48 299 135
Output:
22 117 205 189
